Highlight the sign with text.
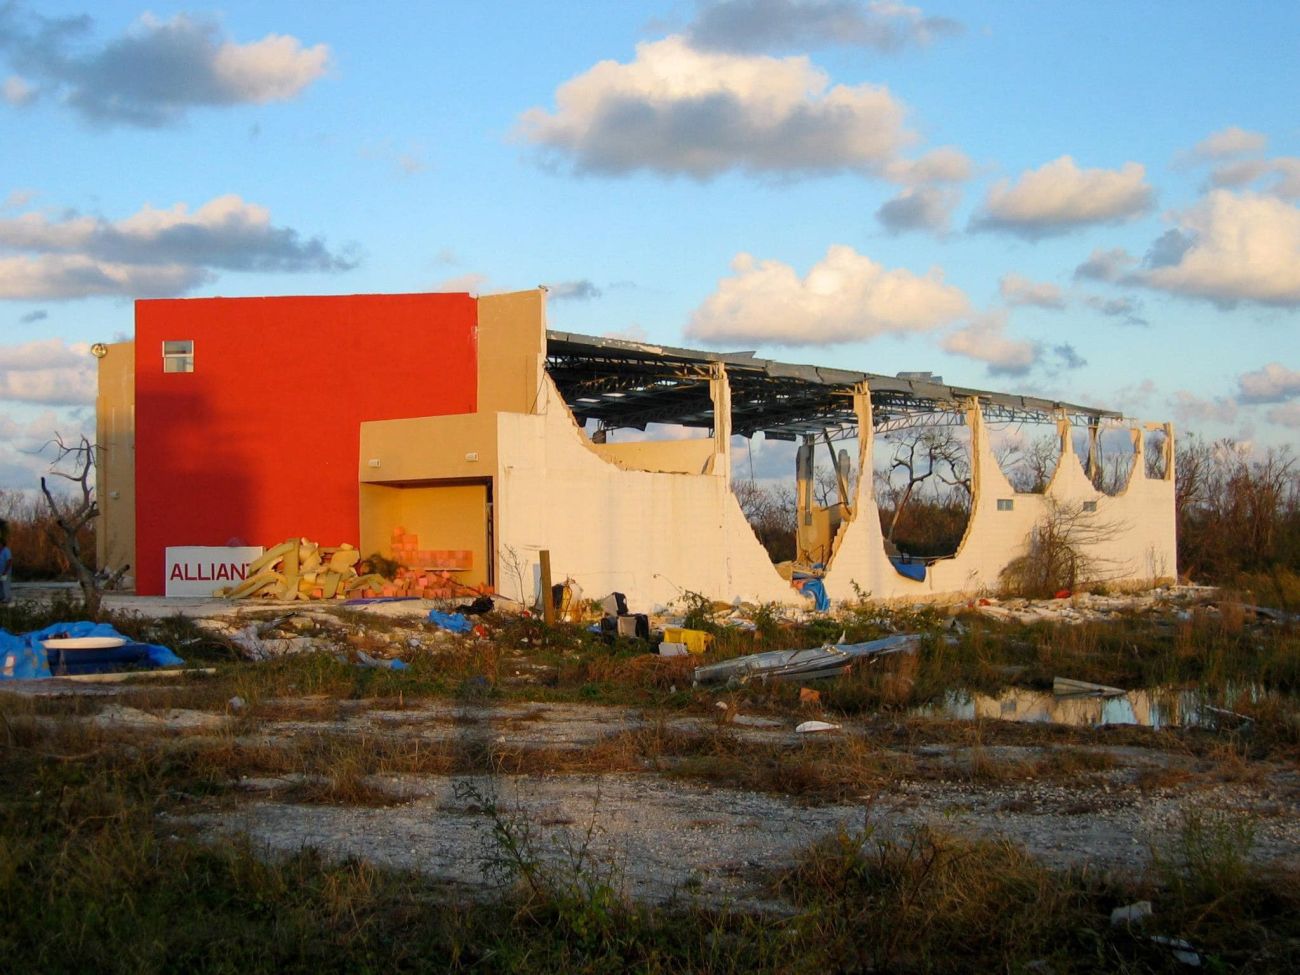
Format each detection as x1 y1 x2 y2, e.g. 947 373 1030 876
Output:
165 546 264 597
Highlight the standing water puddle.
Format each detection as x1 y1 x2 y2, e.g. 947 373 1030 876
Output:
914 685 1265 730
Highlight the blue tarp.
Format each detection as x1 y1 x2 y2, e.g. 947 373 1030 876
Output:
0 621 184 680
427 610 473 634
889 557 927 582
798 578 831 612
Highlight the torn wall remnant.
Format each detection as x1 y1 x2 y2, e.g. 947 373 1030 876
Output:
99 289 1176 608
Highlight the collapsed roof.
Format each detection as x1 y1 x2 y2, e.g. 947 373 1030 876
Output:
545 331 1120 441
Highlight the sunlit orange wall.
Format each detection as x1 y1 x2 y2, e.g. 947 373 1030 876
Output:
133 293 478 595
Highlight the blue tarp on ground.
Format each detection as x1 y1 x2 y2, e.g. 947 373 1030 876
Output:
427 610 473 634
0 621 184 680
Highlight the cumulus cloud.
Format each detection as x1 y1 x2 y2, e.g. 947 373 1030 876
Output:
999 272 1064 309
684 0 963 55
0 194 354 300
517 36 916 179
1073 247 1136 283
884 145 972 185
686 244 968 346
1113 378 1157 410
1170 390 1238 426
546 279 603 301
1266 401 1300 428
0 6 329 126
0 405 94 489
0 337 95 405
1237 362 1300 404
1210 157 1300 201
939 311 1038 376
876 186 958 234
1050 343 1086 370
18 308 45 322
972 156 1153 237
1137 190 1300 307
1189 126 1267 161
1084 294 1146 326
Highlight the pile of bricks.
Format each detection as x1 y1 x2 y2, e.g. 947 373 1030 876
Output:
382 527 482 600
389 527 474 573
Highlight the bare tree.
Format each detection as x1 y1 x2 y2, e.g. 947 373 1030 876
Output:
1000 499 1126 597
733 479 797 562
998 433 1058 493
879 428 970 543
39 435 126 619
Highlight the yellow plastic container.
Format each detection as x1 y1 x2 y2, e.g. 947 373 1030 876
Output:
662 627 713 654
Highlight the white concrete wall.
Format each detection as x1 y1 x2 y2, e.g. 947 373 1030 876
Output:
493 376 793 610
492 377 1176 609
825 400 1177 600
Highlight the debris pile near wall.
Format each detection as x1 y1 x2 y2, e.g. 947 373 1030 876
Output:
389 527 473 574
216 538 383 601
215 536 490 602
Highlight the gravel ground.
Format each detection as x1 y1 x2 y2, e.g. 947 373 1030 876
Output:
164 697 1300 910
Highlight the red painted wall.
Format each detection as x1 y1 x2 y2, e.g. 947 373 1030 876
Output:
134 293 478 595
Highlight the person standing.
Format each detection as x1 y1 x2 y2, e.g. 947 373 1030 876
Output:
0 518 11 604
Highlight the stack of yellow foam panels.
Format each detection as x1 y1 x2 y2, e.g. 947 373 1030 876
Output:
217 538 386 601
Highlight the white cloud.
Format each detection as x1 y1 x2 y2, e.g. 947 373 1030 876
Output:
0 338 94 405
686 244 968 346
0 7 329 126
546 279 603 301
2 73 34 104
876 186 958 234
1113 378 1157 411
437 271 490 294
1084 294 1146 326
1190 126 1267 161
0 406 94 490
884 145 972 185
1170 390 1238 426
1210 157 1300 200
517 36 915 179
999 272 1064 309
1138 191 1300 306
1073 247 1136 283
685 0 963 54
940 311 1038 375
1237 362 1300 403
0 194 353 300
973 156 1153 237
1266 401 1300 428
0 255 208 300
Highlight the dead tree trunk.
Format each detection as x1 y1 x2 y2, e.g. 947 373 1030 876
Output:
39 435 124 620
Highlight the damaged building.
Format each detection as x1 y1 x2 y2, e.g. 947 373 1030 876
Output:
94 289 1176 606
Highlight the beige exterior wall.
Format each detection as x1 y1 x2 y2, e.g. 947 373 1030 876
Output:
476 290 546 414
95 341 136 585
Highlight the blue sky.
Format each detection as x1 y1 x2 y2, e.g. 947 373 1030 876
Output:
1 0 1297 488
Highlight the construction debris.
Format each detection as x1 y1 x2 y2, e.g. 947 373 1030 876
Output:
692 633 920 685
795 720 840 734
216 534 489 602
1053 677 1127 697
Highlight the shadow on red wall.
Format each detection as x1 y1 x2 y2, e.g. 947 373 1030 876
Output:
133 293 478 595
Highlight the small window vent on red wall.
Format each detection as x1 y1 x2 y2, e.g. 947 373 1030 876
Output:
162 340 194 373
